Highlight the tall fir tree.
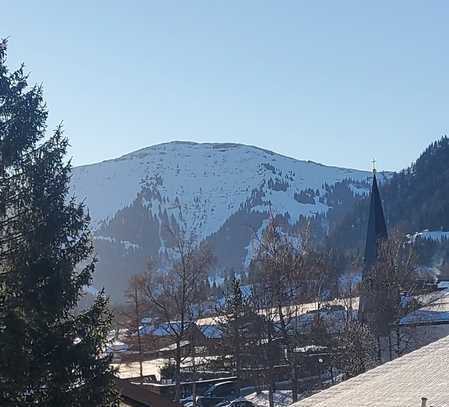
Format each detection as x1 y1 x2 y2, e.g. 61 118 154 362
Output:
0 39 118 406
216 278 253 385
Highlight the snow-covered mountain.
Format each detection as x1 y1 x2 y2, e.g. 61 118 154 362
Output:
71 141 382 302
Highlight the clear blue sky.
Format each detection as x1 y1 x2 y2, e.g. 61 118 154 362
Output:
3 1 449 171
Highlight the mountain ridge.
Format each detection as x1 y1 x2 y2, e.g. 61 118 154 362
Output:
70 141 385 302
75 141 376 174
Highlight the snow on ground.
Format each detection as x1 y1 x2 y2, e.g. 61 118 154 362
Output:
349 184 370 196
245 391 293 407
95 236 140 250
82 285 99 296
244 219 270 267
409 230 449 242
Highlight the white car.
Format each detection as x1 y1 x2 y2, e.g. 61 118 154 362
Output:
215 398 255 407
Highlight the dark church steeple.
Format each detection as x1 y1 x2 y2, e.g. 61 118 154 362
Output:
364 170 388 266
359 166 388 324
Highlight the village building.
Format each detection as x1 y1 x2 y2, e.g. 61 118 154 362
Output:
113 169 449 404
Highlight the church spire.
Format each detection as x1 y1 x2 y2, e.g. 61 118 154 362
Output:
359 165 388 325
364 169 387 266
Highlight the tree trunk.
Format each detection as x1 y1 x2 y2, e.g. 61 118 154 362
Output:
175 338 182 401
268 377 274 407
192 350 197 407
235 336 241 392
192 382 197 407
291 363 298 402
137 333 143 382
377 336 382 363
134 286 143 383
388 334 393 361
136 323 143 382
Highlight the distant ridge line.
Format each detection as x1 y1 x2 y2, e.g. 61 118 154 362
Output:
75 140 385 174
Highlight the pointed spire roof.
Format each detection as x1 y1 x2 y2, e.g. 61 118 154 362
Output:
364 171 388 266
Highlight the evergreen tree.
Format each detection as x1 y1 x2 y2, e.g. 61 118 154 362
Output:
216 278 254 386
0 39 117 406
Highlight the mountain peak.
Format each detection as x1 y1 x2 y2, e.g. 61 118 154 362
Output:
118 141 277 161
70 141 377 301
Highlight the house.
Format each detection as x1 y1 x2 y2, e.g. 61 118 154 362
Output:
397 289 449 353
199 324 223 340
292 333 449 407
141 321 202 339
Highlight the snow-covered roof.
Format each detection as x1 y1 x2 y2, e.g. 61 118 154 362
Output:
292 334 449 407
416 230 449 241
400 290 449 325
200 324 224 339
141 317 153 324
140 321 196 337
438 281 449 290
196 297 359 326
293 345 327 353
156 340 190 352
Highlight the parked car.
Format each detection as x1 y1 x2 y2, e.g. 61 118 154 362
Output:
216 398 255 407
181 383 215 406
181 396 194 407
196 381 239 407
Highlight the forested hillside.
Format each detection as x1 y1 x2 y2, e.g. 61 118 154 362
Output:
330 137 449 255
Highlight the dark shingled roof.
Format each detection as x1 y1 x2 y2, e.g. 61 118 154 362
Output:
117 378 182 407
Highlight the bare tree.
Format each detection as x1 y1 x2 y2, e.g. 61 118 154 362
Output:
250 296 278 407
250 218 324 404
143 221 214 401
360 230 419 359
337 318 378 379
124 274 148 382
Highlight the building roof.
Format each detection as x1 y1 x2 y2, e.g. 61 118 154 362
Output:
196 297 360 326
156 340 190 353
292 334 449 407
117 378 181 407
400 290 449 325
200 324 224 339
140 321 196 337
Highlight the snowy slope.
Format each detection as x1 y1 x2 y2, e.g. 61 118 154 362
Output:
70 141 380 301
72 141 372 237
